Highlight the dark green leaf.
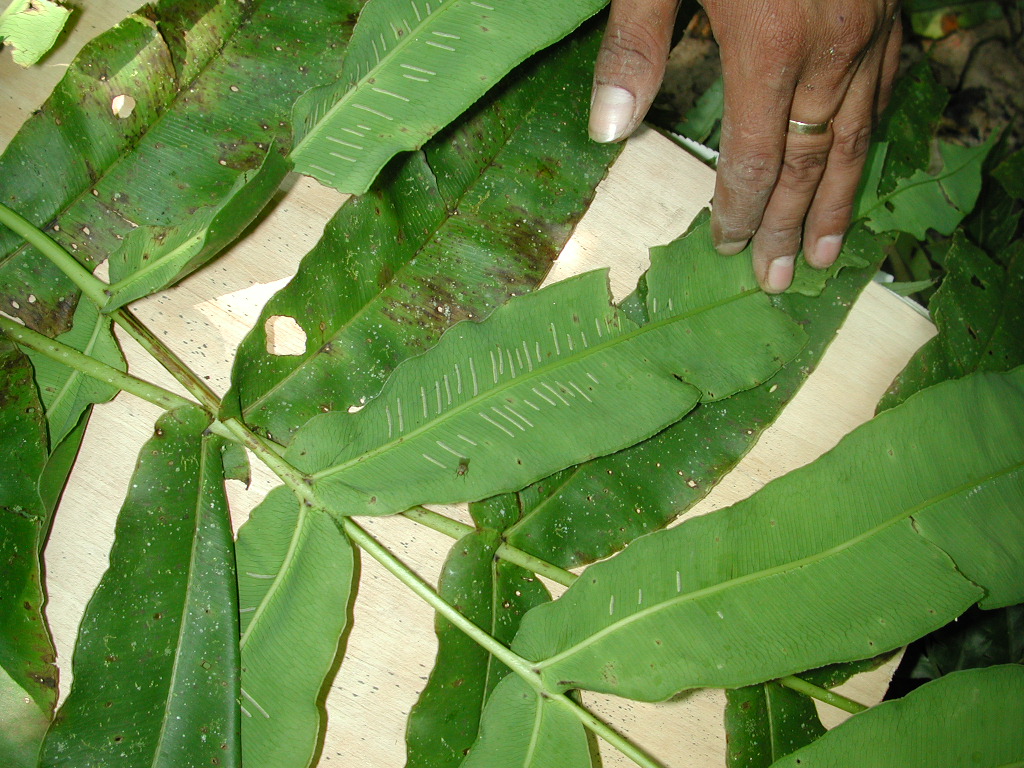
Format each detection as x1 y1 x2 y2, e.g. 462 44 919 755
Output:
965 182 1021 258
514 368 1024 700
992 146 1024 200
406 530 550 768
220 440 250 487
291 240 805 517
725 681 824 768
459 675 592 768
772 665 1024 767
224 27 623 444
902 603 1024 682
0 0 362 333
290 0 607 193
0 332 57 750
37 406 89 517
879 234 1024 410
504 223 881 569
872 61 948 196
0 345 92 768
468 490 522 531
726 655 894 768
102 146 292 311
799 653 897 690
23 296 124 445
674 76 723 148
0 2 229 332
40 406 240 768
236 487 357 768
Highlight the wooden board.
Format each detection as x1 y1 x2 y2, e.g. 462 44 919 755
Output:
2 7 936 767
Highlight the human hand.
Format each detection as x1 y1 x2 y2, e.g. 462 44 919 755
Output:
590 0 902 292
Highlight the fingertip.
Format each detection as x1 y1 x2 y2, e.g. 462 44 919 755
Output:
710 206 751 256
805 234 843 269
589 84 637 143
715 239 749 257
763 255 795 294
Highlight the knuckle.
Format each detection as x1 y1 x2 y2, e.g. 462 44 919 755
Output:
825 4 884 57
832 122 873 164
713 199 762 243
718 219 759 243
818 200 855 227
723 150 780 193
812 183 859 223
781 148 830 187
755 15 805 62
761 223 803 248
597 20 664 77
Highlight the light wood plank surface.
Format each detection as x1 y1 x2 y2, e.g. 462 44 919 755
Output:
2 6 935 767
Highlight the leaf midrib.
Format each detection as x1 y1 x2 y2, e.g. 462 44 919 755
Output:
291 0 463 158
504 466 584 542
864 140 986 220
107 229 206 302
310 287 760 482
523 686 544 767
239 494 308 649
482 549 503 702
534 460 1021 676
45 313 116 431
765 682 782 761
242 50 591 424
150 431 213 765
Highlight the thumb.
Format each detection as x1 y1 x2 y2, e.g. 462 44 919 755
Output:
590 0 680 143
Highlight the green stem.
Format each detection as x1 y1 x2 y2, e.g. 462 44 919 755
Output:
1 314 194 412
554 694 668 768
343 516 661 768
0 201 222 414
496 542 577 588
112 308 221 412
215 417 312 501
0 202 110 309
778 675 869 715
401 506 579 588
401 505 473 539
886 233 916 284
340 517 539 683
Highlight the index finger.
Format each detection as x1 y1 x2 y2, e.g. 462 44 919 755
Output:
709 16 799 254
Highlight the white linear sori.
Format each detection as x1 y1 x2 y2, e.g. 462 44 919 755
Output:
389 316 610 472
311 0 500 177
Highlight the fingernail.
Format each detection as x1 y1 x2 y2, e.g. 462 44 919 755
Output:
715 240 749 257
808 234 843 268
589 85 635 143
765 256 795 293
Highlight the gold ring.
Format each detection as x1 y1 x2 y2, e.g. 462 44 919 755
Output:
788 119 831 135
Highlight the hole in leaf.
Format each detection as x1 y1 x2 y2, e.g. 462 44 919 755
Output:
264 315 306 356
111 94 136 118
